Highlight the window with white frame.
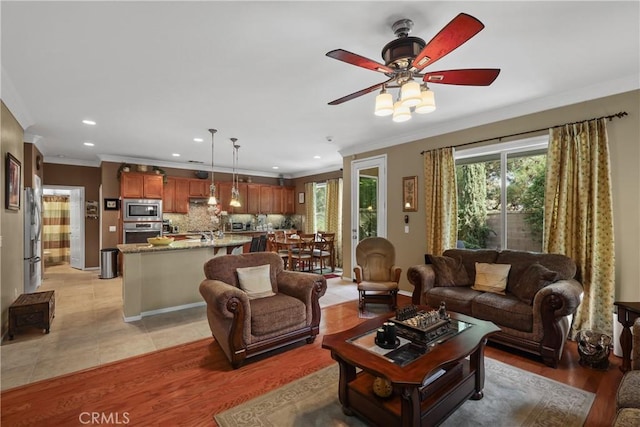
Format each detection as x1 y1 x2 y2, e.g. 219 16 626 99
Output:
314 182 327 233
455 136 548 251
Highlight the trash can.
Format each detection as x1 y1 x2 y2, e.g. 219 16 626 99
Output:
100 248 118 279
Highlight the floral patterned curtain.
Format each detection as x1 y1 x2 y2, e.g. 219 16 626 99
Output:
304 182 315 234
423 147 458 255
325 178 343 268
544 118 615 337
43 195 70 265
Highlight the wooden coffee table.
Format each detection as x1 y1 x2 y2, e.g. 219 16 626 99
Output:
322 310 499 427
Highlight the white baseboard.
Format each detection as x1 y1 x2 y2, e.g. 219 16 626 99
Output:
123 301 207 323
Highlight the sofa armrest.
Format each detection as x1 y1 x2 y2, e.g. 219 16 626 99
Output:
199 279 251 355
277 270 326 328
407 264 436 305
533 278 583 319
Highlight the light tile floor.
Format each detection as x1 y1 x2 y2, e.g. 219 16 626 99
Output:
0 264 357 391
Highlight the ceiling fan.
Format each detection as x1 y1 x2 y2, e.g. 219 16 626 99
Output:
326 13 500 120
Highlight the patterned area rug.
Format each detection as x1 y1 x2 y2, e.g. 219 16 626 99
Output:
323 274 341 279
215 358 595 427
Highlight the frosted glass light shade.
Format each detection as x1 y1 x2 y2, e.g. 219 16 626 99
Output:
207 196 218 205
374 92 394 116
392 101 411 123
400 81 421 107
415 88 436 114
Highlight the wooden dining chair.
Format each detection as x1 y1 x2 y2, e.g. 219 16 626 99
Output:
313 233 335 273
290 233 315 271
267 232 289 269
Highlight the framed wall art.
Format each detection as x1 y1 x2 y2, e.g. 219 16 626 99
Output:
402 176 417 212
104 198 120 211
5 153 21 210
298 192 305 204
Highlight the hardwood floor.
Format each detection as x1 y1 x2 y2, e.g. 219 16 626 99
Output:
0 294 622 426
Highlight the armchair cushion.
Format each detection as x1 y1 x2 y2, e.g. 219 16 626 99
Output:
429 254 470 287
510 263 560 305
237 264 276 299
250 294 306 338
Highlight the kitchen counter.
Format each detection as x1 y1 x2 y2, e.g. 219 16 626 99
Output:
117 236 252 321
117 235 252 254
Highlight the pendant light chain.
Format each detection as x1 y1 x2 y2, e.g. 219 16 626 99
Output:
207 129 218 205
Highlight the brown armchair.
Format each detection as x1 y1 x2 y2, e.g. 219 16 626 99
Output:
353 237 401 311
199 252 326 368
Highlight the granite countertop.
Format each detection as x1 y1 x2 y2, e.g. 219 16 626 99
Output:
117 235 252 254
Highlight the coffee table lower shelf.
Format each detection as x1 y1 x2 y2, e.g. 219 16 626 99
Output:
344 359 473 426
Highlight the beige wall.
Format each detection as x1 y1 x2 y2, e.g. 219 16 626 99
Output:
293 170 343 215
1 101 25 333
343 90 640 302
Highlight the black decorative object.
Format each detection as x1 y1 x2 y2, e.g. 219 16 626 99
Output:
104 198 120 211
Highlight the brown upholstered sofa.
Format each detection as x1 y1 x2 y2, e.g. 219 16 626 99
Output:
407 249 583 367
199 252 326 368
614 317 640 426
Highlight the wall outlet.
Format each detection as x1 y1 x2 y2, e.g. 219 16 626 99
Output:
404 225 409 234
109 226 116 232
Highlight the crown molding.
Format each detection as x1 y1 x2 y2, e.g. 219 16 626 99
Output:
1 67 35 130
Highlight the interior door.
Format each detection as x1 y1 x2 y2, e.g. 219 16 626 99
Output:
350 155 387 277
69 188 85 270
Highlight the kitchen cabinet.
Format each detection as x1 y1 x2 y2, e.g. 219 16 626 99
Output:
163 177 189 213
284 187 295 214
189 180 209 197
272 187 283 214
247 184 261 214
218 182 248 214
259 185 273 214
121 173 164 199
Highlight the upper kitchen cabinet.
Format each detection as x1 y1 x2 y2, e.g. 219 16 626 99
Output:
247 184 261 214
189 180 209 197
284 187 295 214
121 173 164 199
218 181 247 214
163 177 189 214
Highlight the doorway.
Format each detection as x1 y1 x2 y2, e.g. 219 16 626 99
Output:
42 186 85 270
350 155 387 278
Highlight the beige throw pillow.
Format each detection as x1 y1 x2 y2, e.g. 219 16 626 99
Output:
471 262 511 295
236 264 275 299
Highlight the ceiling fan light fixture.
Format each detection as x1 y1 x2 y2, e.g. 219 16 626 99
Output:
415 87 436 114
374 90 394 116
392 101 411 123
400 80 421 107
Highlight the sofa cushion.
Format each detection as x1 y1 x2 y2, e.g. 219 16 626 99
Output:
442 249 499 283
249 293 307 338
617 370 640 409
510 263 560 305
471 292 533 332
424 286 480 316
237 264 276 299
471 263 511 295
496 250 576 289
428 255 470 287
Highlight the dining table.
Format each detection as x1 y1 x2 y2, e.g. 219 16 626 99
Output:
270 234 334 272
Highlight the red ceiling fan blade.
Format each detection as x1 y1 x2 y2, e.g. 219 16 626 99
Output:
411 13 485 71
326 49 394 74
328 78 394 105
422 69 501 86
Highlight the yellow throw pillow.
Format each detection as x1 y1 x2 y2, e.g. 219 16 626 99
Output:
471 262 511 295
236 264 275 299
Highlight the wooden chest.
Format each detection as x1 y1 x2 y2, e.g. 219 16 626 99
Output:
8 291 55 340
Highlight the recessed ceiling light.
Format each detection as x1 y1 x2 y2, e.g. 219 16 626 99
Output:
272 166 279 170
193 138 203 142
172 153 180 157
82 119 96 125
83 142 95 147
313 155 321 159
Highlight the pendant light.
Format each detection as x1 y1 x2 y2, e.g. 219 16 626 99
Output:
229 138 241 208
207 129 218 205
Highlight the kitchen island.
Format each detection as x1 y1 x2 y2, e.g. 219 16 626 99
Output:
117 235 252 321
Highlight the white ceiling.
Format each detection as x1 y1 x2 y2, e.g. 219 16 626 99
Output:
2 1 638 178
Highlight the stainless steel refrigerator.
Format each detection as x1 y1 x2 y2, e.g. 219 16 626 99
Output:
24 176 43 293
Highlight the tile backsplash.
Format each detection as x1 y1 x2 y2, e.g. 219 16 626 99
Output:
164 203 303 233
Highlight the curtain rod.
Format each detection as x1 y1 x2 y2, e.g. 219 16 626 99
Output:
420 111 628 154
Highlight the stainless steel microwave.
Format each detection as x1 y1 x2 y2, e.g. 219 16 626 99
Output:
122 199 162 222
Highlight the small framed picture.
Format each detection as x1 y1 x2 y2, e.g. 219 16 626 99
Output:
5 153 21 210
298 192 305 204
403 176 417 212
104 198 120 211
